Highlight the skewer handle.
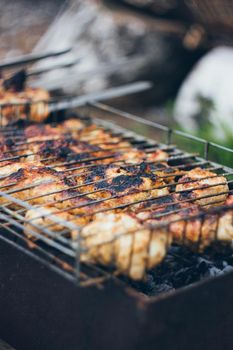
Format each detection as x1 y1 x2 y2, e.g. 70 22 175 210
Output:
0 48 72 70
49 81 153 112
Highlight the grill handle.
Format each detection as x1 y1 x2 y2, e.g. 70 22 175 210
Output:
0 47 72 70
49 81 153 112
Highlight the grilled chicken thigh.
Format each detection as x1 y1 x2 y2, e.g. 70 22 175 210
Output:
135 193 233 250
78 212 172 280
135 194 202 247
24 207 171 280
176 168 228 207
0 88 50 126
24 206 80 239
0 161 45 177
211 195 233 245
16 163 169 224
0 166 69 208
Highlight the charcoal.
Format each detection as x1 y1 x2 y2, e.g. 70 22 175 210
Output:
222 266 233 274
207 267 222 278
127 245 233 297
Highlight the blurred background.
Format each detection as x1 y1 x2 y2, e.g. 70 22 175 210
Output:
0 0 233 151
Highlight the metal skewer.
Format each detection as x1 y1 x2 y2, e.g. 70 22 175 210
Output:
48 81 153 112
0 48 72 70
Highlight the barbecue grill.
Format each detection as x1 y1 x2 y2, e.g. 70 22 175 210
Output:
0 94 233 350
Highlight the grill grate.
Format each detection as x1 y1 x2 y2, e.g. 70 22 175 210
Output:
0 101 232 286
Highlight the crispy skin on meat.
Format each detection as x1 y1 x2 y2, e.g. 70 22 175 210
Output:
25 124 58 138
135 194 202 247
216 195 233 243
0 160 169 219
176 168 228 207
0 165 96 223
116 149 167 164
153 162 185 183
27 138 104 164
0 166 71 208
0 130 147 168
191 195 233 250
0 161 44 177
22 165 171 280
0 88 50 125
24 206 80 239
73 196 233 279
135 193 233 250
71 162 169 209
59 119 85 131
63 148 168 168
24 207 171 280
45 175 168 222
75 212 172 280
76 126 120 143
0 120 168 170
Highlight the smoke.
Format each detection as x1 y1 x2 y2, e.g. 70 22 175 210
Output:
31 0 150 94
31 0 115 93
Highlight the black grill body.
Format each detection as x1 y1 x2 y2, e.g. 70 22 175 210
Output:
1 233 233 350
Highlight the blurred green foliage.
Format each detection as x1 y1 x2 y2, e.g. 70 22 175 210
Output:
165 97 233 168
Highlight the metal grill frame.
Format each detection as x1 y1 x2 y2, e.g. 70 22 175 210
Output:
0 101 232 288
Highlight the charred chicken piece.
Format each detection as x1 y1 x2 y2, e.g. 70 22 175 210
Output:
142 162 186 184
24 207 171 280
136 195 202 248
23 194 233 280
0 165 72 208
0 88 50 126
37 169 168 220
0 161 44 178
200 195 233 250
25 138 105 165
24 206 79 239
135 193 233 251
0 70 50 125
21 165 170 280
176 168 228 208
0 165 96 225
65 162 169 210
77 212 172 280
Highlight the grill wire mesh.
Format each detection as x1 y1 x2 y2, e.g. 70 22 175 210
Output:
0 100 232 287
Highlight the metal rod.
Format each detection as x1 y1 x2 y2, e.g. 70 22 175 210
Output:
0 48 72 70
0 224 77 282
26 172 233 209
27 57 82 77
23 179 233 222
48 81 153 112
89 102 233 155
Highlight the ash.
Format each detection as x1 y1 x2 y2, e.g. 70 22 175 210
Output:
127 245 233 296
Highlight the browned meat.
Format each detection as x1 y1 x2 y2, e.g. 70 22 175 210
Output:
135 193 233 251
176 168 228 207
0 88 50 125
78 212 172 280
